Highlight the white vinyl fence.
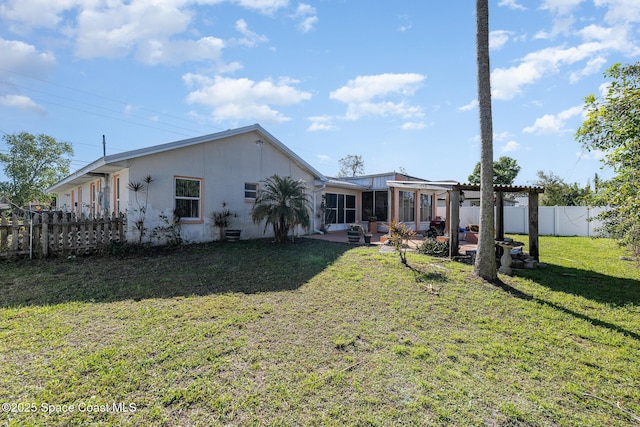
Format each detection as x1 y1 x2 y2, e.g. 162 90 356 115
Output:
436 206 610 237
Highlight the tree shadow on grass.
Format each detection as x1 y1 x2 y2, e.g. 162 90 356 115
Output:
515 263 640 308
0 239 352 308
491 274 640 342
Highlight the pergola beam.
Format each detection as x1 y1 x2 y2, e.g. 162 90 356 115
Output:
387 181 544 261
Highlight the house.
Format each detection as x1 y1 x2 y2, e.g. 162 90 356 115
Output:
47 124 542 257
48 125 448 242
47 124 327 243
321 172 438 232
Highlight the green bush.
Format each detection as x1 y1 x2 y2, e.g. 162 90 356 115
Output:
418 238 449 257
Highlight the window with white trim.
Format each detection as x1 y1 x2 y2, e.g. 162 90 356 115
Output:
325 193 356 224
175 177 202 220
245 182 258 200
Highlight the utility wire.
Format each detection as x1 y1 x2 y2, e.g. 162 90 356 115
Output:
0 66 226 134
0 81 211 137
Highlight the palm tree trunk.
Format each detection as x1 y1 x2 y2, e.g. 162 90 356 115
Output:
475 0 497 280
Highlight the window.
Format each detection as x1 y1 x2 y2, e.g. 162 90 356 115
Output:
399 191 415 222
420 194 432 222
175 177 202 220
361 191 388 221
324 193 356 224
245 182 258 200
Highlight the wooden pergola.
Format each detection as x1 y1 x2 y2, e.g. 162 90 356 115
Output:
387 181 545 260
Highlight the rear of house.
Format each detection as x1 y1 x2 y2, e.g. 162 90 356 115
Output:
48 125 325 244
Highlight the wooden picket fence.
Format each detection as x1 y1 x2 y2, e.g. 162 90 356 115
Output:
0 211 126 258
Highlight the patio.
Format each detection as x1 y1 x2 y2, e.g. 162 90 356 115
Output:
304 230 479 255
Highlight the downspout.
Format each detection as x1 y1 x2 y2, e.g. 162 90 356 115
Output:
313 182 327 234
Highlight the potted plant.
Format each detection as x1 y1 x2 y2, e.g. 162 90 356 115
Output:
363 232 373 244
211 202 240 241
347 223 364 244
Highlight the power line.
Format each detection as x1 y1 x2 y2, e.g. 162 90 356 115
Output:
0 66 226 134
0 81 213 137
0 87 202 139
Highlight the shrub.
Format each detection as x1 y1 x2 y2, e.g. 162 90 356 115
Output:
418 238 449 257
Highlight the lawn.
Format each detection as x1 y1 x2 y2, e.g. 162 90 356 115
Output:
1 236 639 426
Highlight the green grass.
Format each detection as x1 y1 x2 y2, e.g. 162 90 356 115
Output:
1 237 639 426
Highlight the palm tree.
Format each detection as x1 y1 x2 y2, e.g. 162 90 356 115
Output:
251 175 311 243
475 0 497 280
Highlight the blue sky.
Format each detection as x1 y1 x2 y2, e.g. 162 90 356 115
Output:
1 0 639 187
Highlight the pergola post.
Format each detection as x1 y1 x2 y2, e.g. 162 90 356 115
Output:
528 191 540 261
449 189 460 258
496 191 504 241
414 190 420 232
391 188 398 222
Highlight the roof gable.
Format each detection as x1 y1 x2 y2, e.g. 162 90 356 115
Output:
48 124 326 192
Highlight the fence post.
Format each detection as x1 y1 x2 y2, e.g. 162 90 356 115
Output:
32 213 40 258
52 212 60 254
42 212 49 257
63 213 70 253
119 214 125 243
0 213 8 252
96 213 103 246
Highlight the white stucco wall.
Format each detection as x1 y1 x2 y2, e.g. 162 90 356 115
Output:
124 130 318 243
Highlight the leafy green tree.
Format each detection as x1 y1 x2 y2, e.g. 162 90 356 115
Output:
533 171 592 206
475 0 497 280
338 154 365 177
468 156 521 185
576 62 640 254
0 132 73 208
251 175 311 243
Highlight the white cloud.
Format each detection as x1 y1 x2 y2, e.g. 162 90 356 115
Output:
291 3 318 33
490 30 512 50
523 105 583 134
569 56 608 82
330 73 426 121
315 154 332 164
298 16 318 33
491 37 626 100
501 141 521 152
230 0 290 14
397 14 412 32
183 74 312 123
307 115 337 131
232 19 269 47
499 0 527 10
1 0 275 65
0 38 56 78
74 1 193 59
540 0 586 16
401 122 426 130
458 99 478 112
0 94 46 114
124 104 137 115
492 1 640 99
137 37 227 65
494 131 514 142
0 0 79 30
594 0 640 25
